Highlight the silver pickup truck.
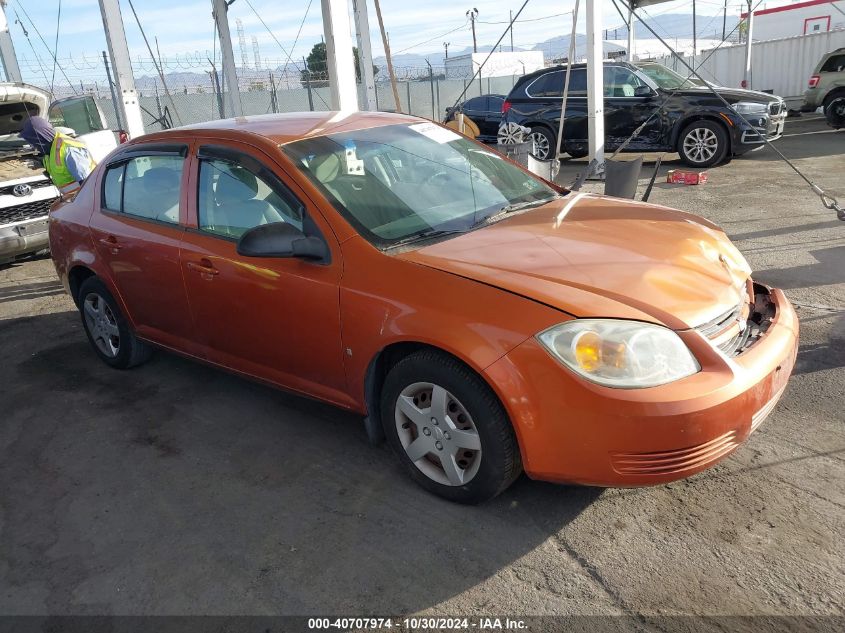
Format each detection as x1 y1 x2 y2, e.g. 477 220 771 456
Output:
0 84 120 265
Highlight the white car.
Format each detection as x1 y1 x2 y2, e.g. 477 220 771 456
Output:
0 84 121 265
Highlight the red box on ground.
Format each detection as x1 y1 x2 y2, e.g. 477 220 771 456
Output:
667 169 708 185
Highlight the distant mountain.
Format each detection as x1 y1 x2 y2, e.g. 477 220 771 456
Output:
373 44 531 75
532 35 625 61
606 11 741 41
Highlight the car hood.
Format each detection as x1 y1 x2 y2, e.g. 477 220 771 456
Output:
672 86 779 103
398 193 752 330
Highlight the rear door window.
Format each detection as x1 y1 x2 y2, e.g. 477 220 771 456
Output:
527 69 587 98
101 153 185 224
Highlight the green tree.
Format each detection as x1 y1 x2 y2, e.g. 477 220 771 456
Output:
300 42 378 85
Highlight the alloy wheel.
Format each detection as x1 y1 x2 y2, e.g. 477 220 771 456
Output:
682 127 718 164
83 292 120 358
529 132 551 160
394 381 483 487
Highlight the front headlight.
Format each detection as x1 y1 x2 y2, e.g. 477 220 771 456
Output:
733 101 768 115
537 319 700 389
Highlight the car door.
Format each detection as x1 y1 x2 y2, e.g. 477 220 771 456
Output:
89 142 197 351
602 65 664 150
178 143 348 405
482 96 505 138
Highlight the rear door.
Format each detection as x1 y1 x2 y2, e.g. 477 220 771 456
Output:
88 142 196 351
178 142 348 405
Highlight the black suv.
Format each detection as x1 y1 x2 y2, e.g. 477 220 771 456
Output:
501 61 786 167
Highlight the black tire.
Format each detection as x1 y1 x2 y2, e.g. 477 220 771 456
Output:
565 147 588 159
823 93 845 129
677 119 729 167
528 126 556 160
380 349 522 504
77 276 152 369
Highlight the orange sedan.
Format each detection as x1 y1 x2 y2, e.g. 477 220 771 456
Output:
49 112 798 504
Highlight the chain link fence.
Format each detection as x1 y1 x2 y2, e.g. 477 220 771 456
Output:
21 55 528 133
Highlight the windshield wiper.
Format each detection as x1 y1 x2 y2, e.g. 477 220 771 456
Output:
471 194 563 229
385 228 466 250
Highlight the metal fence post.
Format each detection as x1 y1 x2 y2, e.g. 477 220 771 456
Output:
406 81 411 115
427 62 435 120
303 58 314 111
269 70 278 113
435 79 440 120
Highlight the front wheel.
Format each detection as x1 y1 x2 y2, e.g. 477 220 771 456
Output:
678 120 729 167
381 350 522 504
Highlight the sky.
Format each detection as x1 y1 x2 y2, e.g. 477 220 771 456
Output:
5 0 761 85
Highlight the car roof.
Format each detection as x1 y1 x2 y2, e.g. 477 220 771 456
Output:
137 110 419 146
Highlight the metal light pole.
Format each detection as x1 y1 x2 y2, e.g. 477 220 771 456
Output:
212 0 243 117
0 0 22 82
321 0 359 111
466 8 478 53
509 10 514 52
352 0 377 111
744 0 753 89
98 0 144 138
586 0 605 171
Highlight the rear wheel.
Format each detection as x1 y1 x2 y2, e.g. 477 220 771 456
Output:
381 350 521 504
824 93 845 129
678 120 729 167
78 277 152 369
528 126 556 160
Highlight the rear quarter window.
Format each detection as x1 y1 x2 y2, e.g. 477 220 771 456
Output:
820 54 845 73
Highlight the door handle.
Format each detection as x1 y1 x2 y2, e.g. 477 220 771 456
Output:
98 236 123 254
186 260 220 276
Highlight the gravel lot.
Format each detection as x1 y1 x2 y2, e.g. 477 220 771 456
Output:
1 115 842 624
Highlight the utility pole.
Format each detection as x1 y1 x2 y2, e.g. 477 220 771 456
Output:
0 0 22 82
374 0 401 112
444 42 450 58
586 0 605 172
692 0 697 63
722 0 727 41
466 8 478 53
98 0 144 139
352 0 377 111
743 0 753 89
321 0 359 111
212 0 244 116
509 10 514 52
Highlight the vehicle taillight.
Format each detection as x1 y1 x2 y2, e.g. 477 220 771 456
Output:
118 130 129 144
741 80 747 88
808 74 820 88
502 99 512 114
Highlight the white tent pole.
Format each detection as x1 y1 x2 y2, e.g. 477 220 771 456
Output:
98 0 145 138
212 0 243 117
321 0 359 111
586 0 605 172
352 0 377 111
0 1 22 82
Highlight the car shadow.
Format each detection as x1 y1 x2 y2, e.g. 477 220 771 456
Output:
0 310 601 615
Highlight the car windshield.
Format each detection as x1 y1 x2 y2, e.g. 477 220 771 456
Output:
637 64 703 90
283 122 559 248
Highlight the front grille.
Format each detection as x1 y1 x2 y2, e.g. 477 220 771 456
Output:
694 283 775 357
0 198 55 225
611 430 739 475
0 180 53 196
769 101 785 116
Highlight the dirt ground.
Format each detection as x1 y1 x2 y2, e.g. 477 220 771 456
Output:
0 115 842 625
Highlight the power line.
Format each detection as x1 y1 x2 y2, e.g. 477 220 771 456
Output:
12 0 78 94
392 20 469 55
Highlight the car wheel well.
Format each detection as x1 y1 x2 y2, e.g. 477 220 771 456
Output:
823 88 845 108
68 265 96 308
363 342 486 445
673 115 732 152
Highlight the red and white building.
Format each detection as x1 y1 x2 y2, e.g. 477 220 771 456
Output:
742 0 845 40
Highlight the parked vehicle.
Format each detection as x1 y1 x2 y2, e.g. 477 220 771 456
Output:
0 84 119 265
444 94 505 143
500 61 787 167
50 112 798 503
803 47 845 128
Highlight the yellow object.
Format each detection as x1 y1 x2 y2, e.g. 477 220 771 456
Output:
445 114 480 139
574 331 603 373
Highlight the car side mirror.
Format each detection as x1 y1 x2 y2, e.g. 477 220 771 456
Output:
634 85 654 98
237 222 329 261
